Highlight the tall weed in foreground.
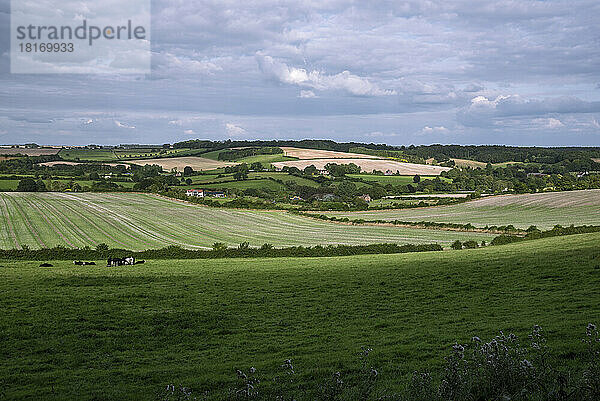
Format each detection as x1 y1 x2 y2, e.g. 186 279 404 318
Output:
158 323 600 401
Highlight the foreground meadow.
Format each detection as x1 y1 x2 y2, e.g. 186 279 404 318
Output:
1 232 599 399
0 192 493 250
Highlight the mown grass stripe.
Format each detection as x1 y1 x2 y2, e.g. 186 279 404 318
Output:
4 194 46 248
0 193 19 249
53 193 152 249
17 194 79 248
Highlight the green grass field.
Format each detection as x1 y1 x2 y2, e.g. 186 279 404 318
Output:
347 174 451 185
0 192 492 250
1 232 599 399
59 148 199 162
316 189 600 229
250 172 321 187
0 180 19 190
186 172 321 189
58 148 117 161
202 178 286 191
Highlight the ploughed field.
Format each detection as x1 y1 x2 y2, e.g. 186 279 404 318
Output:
1 233 599 399
315 189 600 229
0 192 493 250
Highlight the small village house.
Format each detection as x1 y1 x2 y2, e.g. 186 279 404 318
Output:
186 189 205 197
358 194 371 202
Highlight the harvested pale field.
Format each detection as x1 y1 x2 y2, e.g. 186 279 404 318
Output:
386 193 472 198
0 192 492 250
128 156 237 171
37 161 130 167
316 189 600 229
592 158 600 163
281 147 380 159
451 158 488 168
273 158 451 175
0 148 61 156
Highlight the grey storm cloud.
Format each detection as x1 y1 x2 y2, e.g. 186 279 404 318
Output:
0 0 599 145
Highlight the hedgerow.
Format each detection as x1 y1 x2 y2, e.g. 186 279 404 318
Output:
0 243 443 261
490 224 600 246
297 211 526 234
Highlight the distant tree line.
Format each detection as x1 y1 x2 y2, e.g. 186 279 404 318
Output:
217 147 283 161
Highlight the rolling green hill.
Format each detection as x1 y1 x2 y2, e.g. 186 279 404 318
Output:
315 189 600 229
0 192 492 250
1 232 599 399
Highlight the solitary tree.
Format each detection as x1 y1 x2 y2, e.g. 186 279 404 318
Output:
17 178 38 192
450 240 463 250
212 242 228 252
413 174 421 183
96 243 109 252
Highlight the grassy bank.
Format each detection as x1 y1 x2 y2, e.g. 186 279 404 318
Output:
1 232 599 399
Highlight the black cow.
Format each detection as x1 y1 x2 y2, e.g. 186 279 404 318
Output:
107 257 135 267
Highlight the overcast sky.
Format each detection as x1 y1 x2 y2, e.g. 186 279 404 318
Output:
1 0 599 146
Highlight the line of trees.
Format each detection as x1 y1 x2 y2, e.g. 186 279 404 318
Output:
217 147 283 161
0 242 443 260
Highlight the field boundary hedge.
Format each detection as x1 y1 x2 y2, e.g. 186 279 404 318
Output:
296 211 528 235
491 224 600 245
0 243 443 261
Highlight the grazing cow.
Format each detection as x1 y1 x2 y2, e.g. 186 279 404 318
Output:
74 261 96 266
107 257 135 267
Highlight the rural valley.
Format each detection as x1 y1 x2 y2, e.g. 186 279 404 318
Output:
3 1 600 399
1 141 599 400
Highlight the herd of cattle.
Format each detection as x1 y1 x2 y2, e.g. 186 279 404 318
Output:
107 257 145 267
71 257 145 267
39 257 146 268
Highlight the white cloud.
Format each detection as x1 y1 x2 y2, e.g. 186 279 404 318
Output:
421 125 449 133
183 129 196 135
365 131 398 138
225 123 247 136
256 54 396 97
299 90 317 98
154 52 222 75
114 121 135 129
536 118 564 129
458 95 600 127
